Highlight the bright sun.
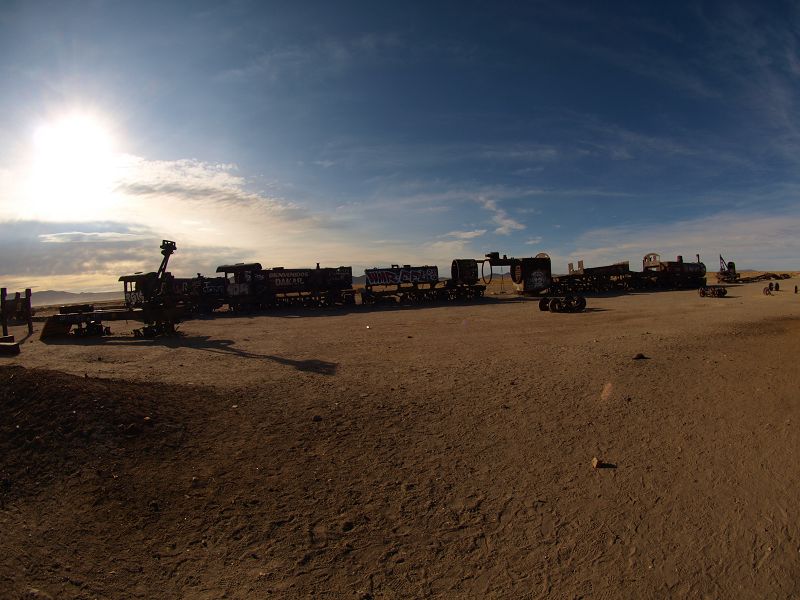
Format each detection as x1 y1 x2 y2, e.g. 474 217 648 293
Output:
26 113 122 220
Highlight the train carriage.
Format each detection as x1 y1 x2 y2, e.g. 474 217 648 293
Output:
361 261 485 304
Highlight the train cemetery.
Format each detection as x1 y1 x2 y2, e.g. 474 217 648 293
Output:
1 242 799 599
28 239 757 341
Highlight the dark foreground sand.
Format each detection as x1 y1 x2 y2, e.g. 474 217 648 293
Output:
1 280 799 598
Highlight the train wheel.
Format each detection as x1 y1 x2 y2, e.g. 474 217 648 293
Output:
573 296 587 312
548 297 562 313
539 297 550 311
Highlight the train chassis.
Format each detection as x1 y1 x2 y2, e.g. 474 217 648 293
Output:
538 295 588 313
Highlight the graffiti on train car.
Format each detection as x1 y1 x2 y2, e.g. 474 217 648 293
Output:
365 267 439 286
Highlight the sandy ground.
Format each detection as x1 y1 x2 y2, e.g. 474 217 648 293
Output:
2 279 800 599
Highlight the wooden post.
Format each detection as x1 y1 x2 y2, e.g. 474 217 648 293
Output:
25 289 33 334
1 288 7 337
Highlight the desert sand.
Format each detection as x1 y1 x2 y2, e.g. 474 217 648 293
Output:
2 279 800 598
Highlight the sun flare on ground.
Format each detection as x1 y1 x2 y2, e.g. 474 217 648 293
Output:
24 112 123 220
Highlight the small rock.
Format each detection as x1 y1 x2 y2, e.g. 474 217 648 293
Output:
23 588 54 600
312 415 322 422
148 500 160 512
632 353 648 360
592 457 601 469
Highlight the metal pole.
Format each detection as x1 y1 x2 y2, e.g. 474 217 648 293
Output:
25 289 33 334
0 288 7 337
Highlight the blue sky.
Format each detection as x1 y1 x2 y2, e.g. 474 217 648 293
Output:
0 0 798 290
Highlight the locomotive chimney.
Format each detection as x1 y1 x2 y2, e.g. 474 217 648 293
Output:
696 254 700 263
677 255 683 263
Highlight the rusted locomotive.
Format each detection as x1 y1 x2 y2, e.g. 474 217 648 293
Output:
640 253 706 288
215 263 356 310
558 260 633 292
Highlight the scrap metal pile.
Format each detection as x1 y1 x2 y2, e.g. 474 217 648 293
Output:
41 241 717 339
699 285 728 298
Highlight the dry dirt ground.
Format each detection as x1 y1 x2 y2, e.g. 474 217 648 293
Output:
2 279 800 599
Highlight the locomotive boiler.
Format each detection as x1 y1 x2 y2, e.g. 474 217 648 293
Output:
641 253 706 289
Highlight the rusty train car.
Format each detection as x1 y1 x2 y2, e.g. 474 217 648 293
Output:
361 261 486 304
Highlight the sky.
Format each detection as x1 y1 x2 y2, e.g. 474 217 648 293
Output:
1 0 799 291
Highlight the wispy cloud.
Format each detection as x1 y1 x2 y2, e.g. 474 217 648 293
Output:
116 157 303 216
443 229 486 239
525 236 543 245
39 231 151 244
217 33 404 83
479 196 525 235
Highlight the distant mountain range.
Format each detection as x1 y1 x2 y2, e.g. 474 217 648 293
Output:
31 290 123 307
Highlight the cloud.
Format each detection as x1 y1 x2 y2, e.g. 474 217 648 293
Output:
115 157 302 216
443 229 486 239
39 231 151 244
566 210 800 270
478 196 525 235
312 140 560 173
525 236 543 245
108 156 356 256
0 220 251 292
427 239 470 257
217 33 405 83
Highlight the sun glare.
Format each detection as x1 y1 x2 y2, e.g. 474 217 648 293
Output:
26 113 122 220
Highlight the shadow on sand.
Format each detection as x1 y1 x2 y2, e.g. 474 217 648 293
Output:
40 333 339 375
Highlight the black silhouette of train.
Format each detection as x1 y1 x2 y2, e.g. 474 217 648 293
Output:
120 242 706 313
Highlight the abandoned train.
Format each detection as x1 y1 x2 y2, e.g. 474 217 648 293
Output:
120 251 489 313
118 241 706 315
